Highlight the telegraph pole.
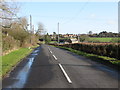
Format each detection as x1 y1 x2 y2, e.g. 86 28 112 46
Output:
32 25 34 34
58 22 59 43
78 34 80 43
30 15 32 33
30 15 32 44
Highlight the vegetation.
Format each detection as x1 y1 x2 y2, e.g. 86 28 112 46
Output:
2 20 39 55
0 31 1 78
57 43 120 60
2 47 33 77
49 31 120 43
79 35 89 42
88 37 120 43
1 2 39 55
49 41 57 44
1 1 41 77
54 45 120 69
45 33 51 44
89 31 120 37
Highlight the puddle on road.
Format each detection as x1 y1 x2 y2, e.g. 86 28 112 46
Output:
34 50 39 53
31 53 38 56
6 57 35 88
28 58 34 68
31 50 39 56
6 49 39 88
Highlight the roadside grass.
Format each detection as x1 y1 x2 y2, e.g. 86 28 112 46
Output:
54 45 120 69
2 46 37 77
0 56 2 79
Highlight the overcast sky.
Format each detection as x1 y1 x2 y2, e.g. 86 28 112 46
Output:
17 1 118 34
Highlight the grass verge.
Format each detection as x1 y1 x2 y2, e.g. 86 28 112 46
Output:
54 45 120 70
2 46 38 77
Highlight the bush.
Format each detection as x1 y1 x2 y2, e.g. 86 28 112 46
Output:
79 35 89 42
2 34 20 53
2 17 39 55
59 43 120 59
8 27 29 47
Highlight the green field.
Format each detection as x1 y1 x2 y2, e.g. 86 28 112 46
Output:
2 47 33 77
49 41 57 44
89 37 119 42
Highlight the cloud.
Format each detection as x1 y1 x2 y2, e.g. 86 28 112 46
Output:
90 14 96 18
107 20 117 25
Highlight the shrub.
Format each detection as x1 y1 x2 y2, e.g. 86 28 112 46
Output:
59 43 119 59
2 34 20 53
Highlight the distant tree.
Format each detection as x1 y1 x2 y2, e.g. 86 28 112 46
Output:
88 31 92 35
79 35 89 42
53 32 57 40
36 22 45 40
53 32 56 34
99 31 108 37
45 33 51 44
36 22 44 35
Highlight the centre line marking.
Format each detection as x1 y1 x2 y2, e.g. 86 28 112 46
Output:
50 51 52 53
48 47 50 50
58 63 72 84
53 55 57 60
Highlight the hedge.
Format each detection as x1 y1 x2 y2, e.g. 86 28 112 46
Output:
54 43 119 60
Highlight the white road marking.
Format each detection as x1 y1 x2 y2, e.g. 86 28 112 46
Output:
48 47 52 53
50 51 52 53
48 47 50 51
53 55 57 60
58 63 72 84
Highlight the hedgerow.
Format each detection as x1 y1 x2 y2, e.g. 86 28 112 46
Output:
58 43 119 59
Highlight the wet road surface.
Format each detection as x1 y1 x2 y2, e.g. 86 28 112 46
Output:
2 44 119 89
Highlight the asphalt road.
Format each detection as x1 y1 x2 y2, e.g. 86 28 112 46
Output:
2 44 119 89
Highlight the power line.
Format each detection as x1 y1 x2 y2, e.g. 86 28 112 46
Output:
61 1 89 25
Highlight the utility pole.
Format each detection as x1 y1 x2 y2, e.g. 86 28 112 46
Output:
32 25 34 34
78 34 80 43
30 15 32 44
58 22 59 43
30 15 32 33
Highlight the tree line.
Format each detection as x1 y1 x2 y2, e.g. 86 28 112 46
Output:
88 31 120 37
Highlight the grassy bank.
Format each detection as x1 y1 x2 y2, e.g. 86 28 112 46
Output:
54 45 120 70
2 47 34 77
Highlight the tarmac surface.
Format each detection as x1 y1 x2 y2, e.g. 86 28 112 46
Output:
2 44 119 89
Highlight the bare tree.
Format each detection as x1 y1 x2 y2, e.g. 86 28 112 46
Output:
0 0 19 18
37 22 44 35
19 17 28 30
0 0 20 28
